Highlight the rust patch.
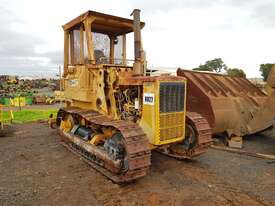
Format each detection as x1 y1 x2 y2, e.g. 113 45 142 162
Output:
58 107 151 183
177 68 274 136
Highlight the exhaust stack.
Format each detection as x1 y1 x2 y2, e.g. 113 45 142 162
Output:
131 9 144 75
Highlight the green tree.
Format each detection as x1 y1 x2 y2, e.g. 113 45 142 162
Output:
193 58 228 73
227 68 246 78
260 63 273 81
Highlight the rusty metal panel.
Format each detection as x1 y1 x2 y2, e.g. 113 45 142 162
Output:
177 69 274 136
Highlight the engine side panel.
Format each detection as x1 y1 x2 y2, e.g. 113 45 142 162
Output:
140 78 187 146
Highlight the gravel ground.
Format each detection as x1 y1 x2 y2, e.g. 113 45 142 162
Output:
0 122 274 206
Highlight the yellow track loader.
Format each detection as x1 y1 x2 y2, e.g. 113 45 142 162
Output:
57 9 212 183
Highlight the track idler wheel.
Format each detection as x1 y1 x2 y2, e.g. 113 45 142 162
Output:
183 120 199 151
157 113 212 159
104 133 129 172
57 107 151 183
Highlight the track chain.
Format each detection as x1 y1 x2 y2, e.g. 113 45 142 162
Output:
186 111 213 155
158 112 212 159
58 107 151 183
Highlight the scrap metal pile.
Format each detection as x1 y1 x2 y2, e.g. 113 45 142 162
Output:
0 75 60 105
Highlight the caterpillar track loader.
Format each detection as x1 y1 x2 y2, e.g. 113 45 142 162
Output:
57 9 212 183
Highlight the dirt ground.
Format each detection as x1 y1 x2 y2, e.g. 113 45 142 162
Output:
0 122 275 206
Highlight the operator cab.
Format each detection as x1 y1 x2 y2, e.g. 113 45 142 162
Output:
63 10 145 71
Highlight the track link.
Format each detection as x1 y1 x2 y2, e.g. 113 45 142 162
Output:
158 112 212 159
58 107 151 183
186 111 213 154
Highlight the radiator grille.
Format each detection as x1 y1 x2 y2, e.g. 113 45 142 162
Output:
159 82 185 142
159 112 184 141
159 82 185 113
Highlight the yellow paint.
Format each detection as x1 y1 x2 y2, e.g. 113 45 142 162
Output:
9 109 14 121
15 97 26 107
0 105 13 130
60 115 74 133
0 105 3 130
61 10 189 151
90 127 115 145
90 134 105 145
140 79 187 146
139 82 156 144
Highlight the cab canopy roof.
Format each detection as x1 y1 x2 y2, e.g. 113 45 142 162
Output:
63 10 145 36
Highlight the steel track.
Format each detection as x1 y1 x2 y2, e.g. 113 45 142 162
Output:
58 107 151 183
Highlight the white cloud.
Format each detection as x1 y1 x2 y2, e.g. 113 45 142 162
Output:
0 0 275 77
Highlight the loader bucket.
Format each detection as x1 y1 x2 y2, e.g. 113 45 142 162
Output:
177 67 275 137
